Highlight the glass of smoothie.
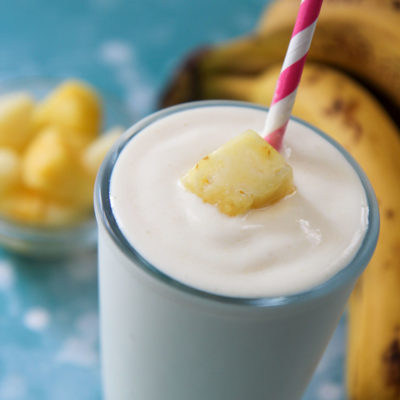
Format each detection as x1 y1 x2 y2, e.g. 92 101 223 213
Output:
94 101 379 400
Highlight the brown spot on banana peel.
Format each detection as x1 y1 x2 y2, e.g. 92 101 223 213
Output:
303 70 323 85
393 0 400 10
383 260 392 270
324 98 363 143
392 242 400 258
345 120 363 144
386 208 396 220
383 338 400 391
315 24 373 66
325 98 345 114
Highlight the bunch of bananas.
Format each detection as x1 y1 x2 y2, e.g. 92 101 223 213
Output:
160 0 400 398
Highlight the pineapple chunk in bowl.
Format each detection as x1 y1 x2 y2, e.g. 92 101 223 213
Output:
0 77 132 258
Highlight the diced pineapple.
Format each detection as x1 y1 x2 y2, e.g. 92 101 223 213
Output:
33 80 102 147
0 148 20 194
0 186 86 226
0 80 110 227
181 130 295 216
21 127 93 206
44 200 88 226
82 126 123 175
0 92 35 149
0 187 46 224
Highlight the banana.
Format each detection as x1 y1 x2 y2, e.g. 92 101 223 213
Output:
258 0 399 33
160 0 400 115
162 61 400 398
258 0 400 111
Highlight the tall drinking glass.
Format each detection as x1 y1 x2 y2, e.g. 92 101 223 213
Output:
95 101 379 400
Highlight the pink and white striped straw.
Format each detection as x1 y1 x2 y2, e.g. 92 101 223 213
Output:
263 0 324 150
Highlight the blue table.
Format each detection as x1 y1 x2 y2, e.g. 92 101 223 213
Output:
0 1 346 399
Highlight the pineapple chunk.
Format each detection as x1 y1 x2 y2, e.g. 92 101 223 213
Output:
181 130 295 216
21 127 93 206
0 187 46 224
0 148 20 194
0 92 35 149
44 200 88 226
0 186 86 226
82 126 123 175
33 80 102 147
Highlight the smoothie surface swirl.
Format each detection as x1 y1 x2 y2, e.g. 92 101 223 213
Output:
110 105 368 297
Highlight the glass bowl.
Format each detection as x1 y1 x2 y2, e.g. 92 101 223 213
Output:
0 77 133 258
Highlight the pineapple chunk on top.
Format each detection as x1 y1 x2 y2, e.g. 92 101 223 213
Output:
181 130 295 216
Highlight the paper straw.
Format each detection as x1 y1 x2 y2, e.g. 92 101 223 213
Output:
263 0 324 150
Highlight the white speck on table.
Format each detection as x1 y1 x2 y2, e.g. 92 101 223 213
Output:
23 308 50 331
0 260 14 290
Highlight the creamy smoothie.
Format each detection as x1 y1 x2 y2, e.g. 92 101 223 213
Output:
95 101 378 400
110 104 368 297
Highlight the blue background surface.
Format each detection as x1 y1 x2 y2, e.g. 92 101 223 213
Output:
0 1 347 399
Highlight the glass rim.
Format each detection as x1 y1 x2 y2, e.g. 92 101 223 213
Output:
95 100 380 307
